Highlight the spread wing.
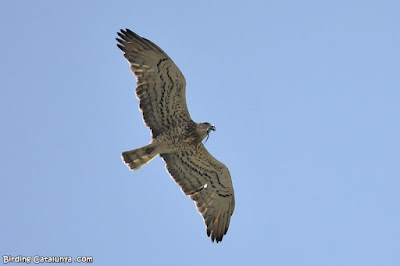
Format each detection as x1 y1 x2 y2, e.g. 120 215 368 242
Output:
161 144 235 243
116 29 191 138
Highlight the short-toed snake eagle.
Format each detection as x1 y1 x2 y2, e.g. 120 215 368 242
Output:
117 29 235 243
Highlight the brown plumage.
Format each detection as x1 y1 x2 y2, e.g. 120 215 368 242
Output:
117 29 235 243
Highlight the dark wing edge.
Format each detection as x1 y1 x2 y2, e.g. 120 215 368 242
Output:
116 29 192 137
161 144 235 243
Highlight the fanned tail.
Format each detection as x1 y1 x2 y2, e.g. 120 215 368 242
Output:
122 143 159 171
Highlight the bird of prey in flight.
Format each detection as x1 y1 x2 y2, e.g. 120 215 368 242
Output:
116 29 235 243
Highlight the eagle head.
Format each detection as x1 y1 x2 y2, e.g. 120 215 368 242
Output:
196 122 216 142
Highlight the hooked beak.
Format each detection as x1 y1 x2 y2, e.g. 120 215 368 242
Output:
208 125 216 133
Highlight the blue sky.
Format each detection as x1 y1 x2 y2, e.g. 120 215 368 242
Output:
1 0 399 265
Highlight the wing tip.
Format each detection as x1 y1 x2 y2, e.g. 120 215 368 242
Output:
207 222 228 243
119 28 130 36
116 43 124 51
117 28 142 42
204 207 233 243
210 232 224 243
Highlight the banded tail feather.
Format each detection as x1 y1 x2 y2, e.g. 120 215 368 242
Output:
122 143 159 171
